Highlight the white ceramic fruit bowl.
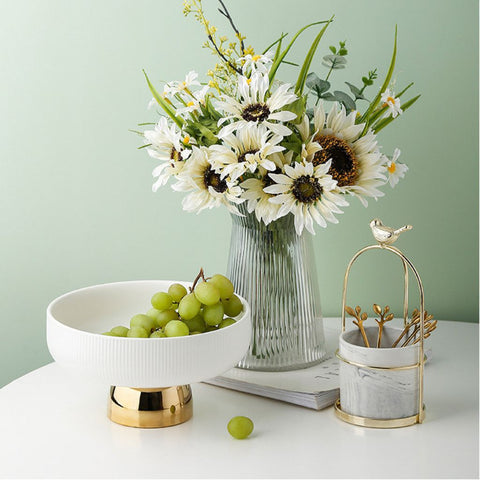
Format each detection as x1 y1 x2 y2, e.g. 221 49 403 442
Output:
46 280 251 388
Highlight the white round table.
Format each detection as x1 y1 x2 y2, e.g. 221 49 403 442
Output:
0 318 478 479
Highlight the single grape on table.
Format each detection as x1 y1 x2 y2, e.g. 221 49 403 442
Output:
227 416 254 439
102 268 243 338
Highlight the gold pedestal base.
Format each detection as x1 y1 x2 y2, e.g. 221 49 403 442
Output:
334 399 423 428
108 385 193 428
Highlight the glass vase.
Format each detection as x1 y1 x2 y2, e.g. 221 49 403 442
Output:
227 203 327 371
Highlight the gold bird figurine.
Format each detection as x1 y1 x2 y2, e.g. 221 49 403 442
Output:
369 218 412 245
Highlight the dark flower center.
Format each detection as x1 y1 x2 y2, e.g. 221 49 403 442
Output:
313 134 358 187
238 149 259 163
292 175 323 203
203 167 227 193
241 103 270 122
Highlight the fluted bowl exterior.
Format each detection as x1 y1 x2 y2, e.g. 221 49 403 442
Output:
46 280 251 388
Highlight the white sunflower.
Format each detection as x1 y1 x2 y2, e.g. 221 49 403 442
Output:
209 124 284 181
384 148 408 187
172 146 244 215
312 101 387 207
144 117 192 189
216 72 298 138
263 159 349 235
240 151 293 225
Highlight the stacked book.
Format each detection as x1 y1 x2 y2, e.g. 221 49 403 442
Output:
205 354 340 410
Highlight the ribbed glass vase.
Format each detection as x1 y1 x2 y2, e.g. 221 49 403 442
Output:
227 204 327 371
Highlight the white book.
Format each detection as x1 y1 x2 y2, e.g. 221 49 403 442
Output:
204 354 340 410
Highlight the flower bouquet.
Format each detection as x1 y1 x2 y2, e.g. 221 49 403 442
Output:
136 0 420 371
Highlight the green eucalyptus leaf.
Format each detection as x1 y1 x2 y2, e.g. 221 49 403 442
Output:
329 45 337 54
338 48 348 56
345 82 366 100
306 72 331 95
333 91 356 111
322 54 347 69
321 92 337 101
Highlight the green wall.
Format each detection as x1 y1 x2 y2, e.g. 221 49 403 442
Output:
0 0 478 387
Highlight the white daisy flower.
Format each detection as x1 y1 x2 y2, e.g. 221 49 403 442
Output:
312 101 387 207
216 73 298 138
172 146 244 215
264 160 349 236
209 124 284 181
240 151 293 225
380 88 403 118
239 51 273 75
384 148 408 187
147 85 170 110
144 118 192 189
176 85 210 117
164 70 201 98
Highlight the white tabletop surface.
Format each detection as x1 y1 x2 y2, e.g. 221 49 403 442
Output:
0 318 478 479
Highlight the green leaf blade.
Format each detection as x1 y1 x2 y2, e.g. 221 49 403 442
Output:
143 70 184 129
268 20 330 85
294 16 334 96
359 26 397 127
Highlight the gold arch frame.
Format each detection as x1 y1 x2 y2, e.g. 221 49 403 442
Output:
335 244 425 427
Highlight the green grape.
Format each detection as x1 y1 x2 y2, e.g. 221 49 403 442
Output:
189 331 202 335
150 329 166 338
155 309 179 328
194 281 220 306
227 416 254 439
151 291 173 311
102 331 116 336
203 302 224 326
178 293 201 320
127 326 149 338
183 314 206 333
205 325 218 332
130 314 156 333
219 318 236 329
164 320 189 337
222 295 243 317
208 274 234 300
168 283 188 303
146 307 161 320
110 326 129 337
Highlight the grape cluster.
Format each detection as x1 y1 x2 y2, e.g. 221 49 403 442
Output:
102 271 243 338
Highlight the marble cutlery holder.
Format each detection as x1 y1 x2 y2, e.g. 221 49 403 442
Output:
338 326 420 420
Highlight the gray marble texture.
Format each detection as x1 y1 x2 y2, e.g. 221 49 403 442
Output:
339 326 420 419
